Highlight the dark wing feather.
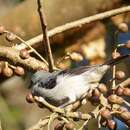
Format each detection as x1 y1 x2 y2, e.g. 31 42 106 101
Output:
59 54 130 76
58 64 101 75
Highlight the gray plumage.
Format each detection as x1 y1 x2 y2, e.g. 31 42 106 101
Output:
29 54 129 108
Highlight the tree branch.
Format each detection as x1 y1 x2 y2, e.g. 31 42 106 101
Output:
37 0 55 72
0 46 48 71
34 96 92 120
17 6 130 50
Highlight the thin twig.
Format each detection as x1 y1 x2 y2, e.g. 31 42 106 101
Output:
17 6 130 50
27 118 49 130
34 96 92 120
78 105 100 130
112 49 117 89
115 77 130 89
48 113 58 130
37 0 55 72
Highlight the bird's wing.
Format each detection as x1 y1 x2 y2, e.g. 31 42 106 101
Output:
58 64 101 76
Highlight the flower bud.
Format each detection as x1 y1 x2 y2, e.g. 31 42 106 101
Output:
123 88 130 96
20 49 30 59
92 89 101 97
118 23 128 33
54 123 64 130
107 119 117 130
0 25 5 35
116 87 124 96
108 94 123 104
112 52 120 59
120 112 130 121
5 32 16 42
98 83 108 94
14 66 25 76
125 40 130 49
3 67 13 77
100 109 111 119
26 92 34 103
81 99 87 105
64 122 75 130
115 70 125 80
70 52 83 62
118 106 128 113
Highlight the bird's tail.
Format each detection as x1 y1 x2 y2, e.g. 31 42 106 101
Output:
103 54 130 66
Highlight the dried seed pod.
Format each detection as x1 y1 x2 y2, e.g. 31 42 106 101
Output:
116 87 124 96
70 52 83 62
64 122 75 130
98 83 108 94
107 119 117 130
3 67 13 77
118 106 128 113
118 23 128 33
54 123 64 130
20 49 30 59
112 52 121 59
125 40 130 49
0 25 5 35
100 109 111 119
14 66 25 76
123 88 130 96
26 92 34 103
115 70 125 80
92 89 101 97
120 111 130 121
108 94 123 104
5 32 16 42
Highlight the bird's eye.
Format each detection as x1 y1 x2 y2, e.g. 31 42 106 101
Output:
45 78 56 89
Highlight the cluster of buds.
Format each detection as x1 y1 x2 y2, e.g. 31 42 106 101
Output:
0 25 32 60
100 109 117 130
88 83 108 104
0 61 25 77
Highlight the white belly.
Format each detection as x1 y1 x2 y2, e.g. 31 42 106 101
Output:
53 74 90 100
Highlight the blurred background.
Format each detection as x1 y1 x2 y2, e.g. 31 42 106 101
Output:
0 0 130 130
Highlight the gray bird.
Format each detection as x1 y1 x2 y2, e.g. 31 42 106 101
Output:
29 55 129 108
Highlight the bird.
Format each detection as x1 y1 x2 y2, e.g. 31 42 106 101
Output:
29 54 129 108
